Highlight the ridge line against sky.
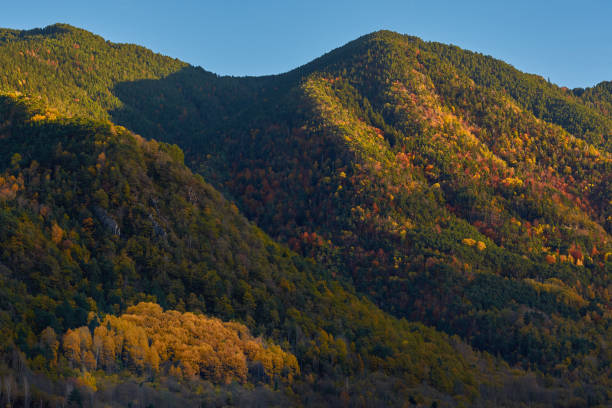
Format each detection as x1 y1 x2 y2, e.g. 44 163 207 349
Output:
1 0 611 89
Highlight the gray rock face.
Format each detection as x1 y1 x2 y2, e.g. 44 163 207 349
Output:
149 213 167 240
93 206 120 236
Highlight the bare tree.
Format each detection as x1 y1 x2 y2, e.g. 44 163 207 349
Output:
23 376 30 408
4 374 14 408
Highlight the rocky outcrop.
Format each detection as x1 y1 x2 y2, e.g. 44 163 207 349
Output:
93 206 120 236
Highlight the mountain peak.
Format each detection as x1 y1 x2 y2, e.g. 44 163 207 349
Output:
0 22 103 45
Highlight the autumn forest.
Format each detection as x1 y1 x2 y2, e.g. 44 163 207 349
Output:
0 24 610 407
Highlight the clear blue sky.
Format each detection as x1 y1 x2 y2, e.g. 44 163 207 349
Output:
1 0 610 88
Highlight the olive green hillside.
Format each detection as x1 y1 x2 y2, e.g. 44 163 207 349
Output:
0 93 531 407
0 25 611 406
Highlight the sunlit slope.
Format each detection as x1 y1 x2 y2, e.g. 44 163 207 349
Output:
106 30 612 402
0 23 187 118
0 93 500 406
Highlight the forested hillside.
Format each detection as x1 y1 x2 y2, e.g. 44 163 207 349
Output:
0 24 187 119
0 91 537 407
0 24 610 407
109 31 612 405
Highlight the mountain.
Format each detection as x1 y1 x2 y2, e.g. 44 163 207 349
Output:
1 92 507 406
109 29 612 388
0 24 610 407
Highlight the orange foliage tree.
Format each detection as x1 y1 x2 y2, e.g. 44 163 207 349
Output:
62 302 299 384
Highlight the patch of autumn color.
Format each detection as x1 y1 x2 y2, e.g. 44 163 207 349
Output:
0 176 19 200
51 223 64 245
77 371 97 393
523 279 587 308
545 254 557 265
476 241 486 251
62 302 299 384
462 238 476 247
82 217 95 232
568 245 584 263
30 114 47 121
501 177 524 188
30 110 58 121
510 218 522 227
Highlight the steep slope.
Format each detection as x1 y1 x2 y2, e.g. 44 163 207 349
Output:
421 41 612 150
0 93 519 407
107 31 612 403
0 24 611 406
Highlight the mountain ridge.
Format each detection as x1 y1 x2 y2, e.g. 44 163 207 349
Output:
102 25 611 401
0 24 610 407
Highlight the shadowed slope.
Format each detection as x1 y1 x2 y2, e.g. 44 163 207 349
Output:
108 31 612 403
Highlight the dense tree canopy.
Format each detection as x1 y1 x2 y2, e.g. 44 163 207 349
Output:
0 25 610 407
